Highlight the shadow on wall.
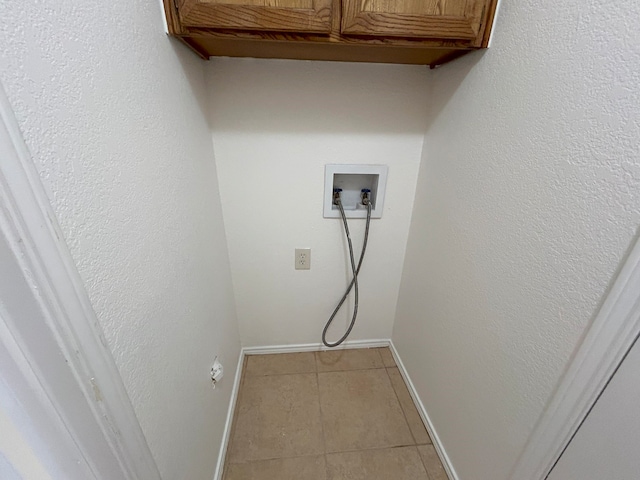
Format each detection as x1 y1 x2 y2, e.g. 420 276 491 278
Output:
205 57 432 135
425 49 486 132
166 37 212 128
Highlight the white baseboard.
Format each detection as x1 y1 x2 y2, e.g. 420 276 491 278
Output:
243 338 391 355
389 340 459 480
213 348 245 480
213 338 457 480
213 339 390 479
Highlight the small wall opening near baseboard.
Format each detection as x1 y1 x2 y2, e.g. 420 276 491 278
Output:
212 339 458 480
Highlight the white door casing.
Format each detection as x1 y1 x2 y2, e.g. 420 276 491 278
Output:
510 230 640 479
0 82 161 479
546 333 640 479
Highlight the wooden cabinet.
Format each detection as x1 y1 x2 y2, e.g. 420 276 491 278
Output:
341 0 486 41
176 0 332 33
163 0 498 67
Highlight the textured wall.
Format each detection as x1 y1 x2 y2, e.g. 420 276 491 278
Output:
393 0 640 479
0 1 240 479
207 58 428 347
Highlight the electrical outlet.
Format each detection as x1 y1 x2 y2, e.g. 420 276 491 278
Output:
295 248 311 270
211 357 223 389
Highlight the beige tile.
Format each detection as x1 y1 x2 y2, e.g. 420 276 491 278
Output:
377 347 396 367
318 369 414 452
228 373 324 463
417 445 449 480
387 367 432 444
245 352 316 376
326 447 429 480
224 455 326 480
316 348 384 372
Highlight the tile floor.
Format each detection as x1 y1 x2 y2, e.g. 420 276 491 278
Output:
222 347 448 480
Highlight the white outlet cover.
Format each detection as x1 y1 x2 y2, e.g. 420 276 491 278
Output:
211 358 224 385
295 248 311 270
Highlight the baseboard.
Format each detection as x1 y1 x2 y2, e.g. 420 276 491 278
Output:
242 338 391 355
213 339 454 480
212 338 388 478
389 340 459 480
213 348 245 480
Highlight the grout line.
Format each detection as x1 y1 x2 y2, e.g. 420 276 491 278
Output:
417 445 435 480
315 369 330 480
243 371 319 381
387 366 432 445
316 366 387 374
384 366 418 446
244 369 317 377
227 453 326 467
313 351 330 480
325 442 417 455
322 454 329 479
224 345 435 476
245 349 390 376
229 442 421 465
373 347 385 366
378 346 398 369
316 378 328 452
220 344 448 479
314 353 329 455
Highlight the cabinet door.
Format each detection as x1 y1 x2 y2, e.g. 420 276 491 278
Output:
177 0 332 34
341 0 487 41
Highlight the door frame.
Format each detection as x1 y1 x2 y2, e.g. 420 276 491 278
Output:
0 84 161 479
510 231 640 479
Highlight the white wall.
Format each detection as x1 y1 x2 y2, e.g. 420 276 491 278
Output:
0 407 53 480
207 58 428 347
548 335 640 479
0 1 240 479
393 1 640 479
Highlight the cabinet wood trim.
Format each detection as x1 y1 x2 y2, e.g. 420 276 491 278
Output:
341 10 477 40
161 0 498 65
340 0 487 41
178 0 332 34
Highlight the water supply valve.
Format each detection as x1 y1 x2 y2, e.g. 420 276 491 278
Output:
333 188 343 205
323 164 388 219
